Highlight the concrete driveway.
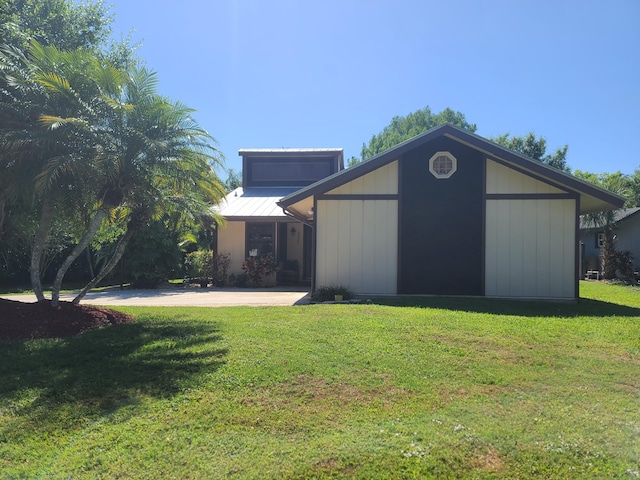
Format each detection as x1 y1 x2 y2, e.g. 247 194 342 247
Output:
1 287 311 307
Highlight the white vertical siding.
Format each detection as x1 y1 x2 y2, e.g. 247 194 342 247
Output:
217 221 246 275
316 199 397 294
485 199 576 299
486 160 564 194
328 161 398 195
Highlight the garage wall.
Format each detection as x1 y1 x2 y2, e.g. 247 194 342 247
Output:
217 221 245 275
316 199 398 294
485 198 576 299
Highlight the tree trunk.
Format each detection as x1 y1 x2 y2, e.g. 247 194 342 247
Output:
72 227 134 305
30 198 55 303
601 229 618 280
51 208 107 307
86 247 95 279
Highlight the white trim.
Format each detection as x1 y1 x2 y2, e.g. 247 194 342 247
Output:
428 151 457 179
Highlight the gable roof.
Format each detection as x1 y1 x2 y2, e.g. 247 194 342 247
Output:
277 123 625 216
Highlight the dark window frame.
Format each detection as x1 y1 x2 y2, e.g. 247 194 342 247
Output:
246 222 275 258
245 157 336 187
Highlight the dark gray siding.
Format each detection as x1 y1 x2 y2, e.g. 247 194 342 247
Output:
399 137 484 295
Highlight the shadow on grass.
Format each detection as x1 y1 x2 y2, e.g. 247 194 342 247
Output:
0 316 227 420
370 296 640 318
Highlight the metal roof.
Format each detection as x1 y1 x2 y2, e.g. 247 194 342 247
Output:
216 187 299 220
238 148 343 154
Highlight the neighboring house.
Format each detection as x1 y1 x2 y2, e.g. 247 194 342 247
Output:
277 124 624 300
216 148 344 284
580 207 640 273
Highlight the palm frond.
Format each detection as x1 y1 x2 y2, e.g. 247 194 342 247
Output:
38 114 89 130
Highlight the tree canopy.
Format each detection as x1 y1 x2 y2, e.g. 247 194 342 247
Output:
352 106 571 174
492 132 570 172
0 0 112 51
573 170 638 207
353 106 476 165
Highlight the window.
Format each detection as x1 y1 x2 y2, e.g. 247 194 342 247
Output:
246 158 335 187
429 151 457 179
246 223 275 257
596 232 605 248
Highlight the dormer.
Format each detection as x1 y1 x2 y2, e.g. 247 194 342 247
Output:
239 148 344 188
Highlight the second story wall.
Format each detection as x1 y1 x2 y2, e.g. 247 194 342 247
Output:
240 149 344 188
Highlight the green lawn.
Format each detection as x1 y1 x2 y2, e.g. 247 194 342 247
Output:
1 282 639 478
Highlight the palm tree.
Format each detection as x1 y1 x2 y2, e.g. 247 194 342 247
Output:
0 41 129 302
66 69 226 305
581 174 631 279
0 41 226 307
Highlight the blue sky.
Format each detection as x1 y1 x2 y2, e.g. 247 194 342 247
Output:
108 0 640 178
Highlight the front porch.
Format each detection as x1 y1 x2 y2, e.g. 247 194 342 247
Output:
217 219 312 287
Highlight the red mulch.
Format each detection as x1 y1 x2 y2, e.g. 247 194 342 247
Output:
0 298 134 341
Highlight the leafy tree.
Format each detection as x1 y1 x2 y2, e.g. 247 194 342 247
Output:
352 105 571 174
630 167 640 207
120 220 183 288
492 132 570 172
224 168 242 192
0 0 112 51
356 106 476 163
574 170 634 207
346 156 359 168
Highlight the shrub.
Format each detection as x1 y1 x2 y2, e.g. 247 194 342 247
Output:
241 256 276 287
125 221 182 288
613 250 634 279
311 284 354 302
184 250 231 287
211 253 231 286
229 272 248 288
184 250 213 287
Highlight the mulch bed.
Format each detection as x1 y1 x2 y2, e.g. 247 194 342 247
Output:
0 298 134 341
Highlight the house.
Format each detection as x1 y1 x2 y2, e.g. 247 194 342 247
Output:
277 124 624 300
580 207 640 275
216 148 344 284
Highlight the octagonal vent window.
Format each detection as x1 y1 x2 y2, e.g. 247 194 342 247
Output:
429 151 457 179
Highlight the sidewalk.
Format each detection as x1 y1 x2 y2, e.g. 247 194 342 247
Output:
1 287 311 307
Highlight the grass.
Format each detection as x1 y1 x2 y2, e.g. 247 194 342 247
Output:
1 282 639 478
